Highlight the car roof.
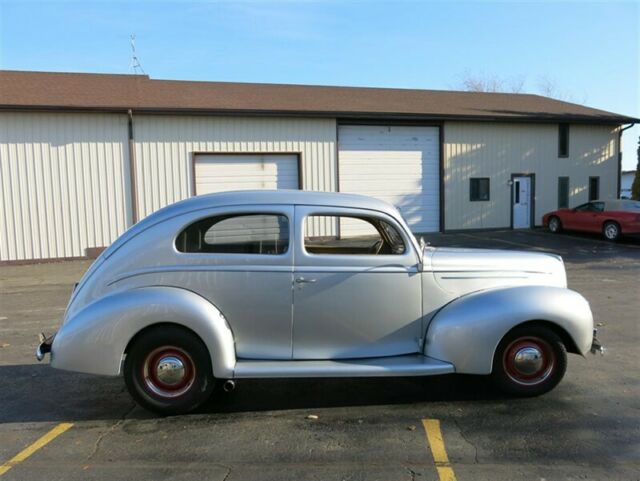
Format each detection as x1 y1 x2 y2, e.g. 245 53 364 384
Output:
604 199 640 211
174 190 398 215
102 190 404 260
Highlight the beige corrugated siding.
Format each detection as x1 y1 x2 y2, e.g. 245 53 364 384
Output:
443 122 619 230
0 112 131 261
133 115 337 219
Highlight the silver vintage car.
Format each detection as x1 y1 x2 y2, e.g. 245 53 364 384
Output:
37 191 602 414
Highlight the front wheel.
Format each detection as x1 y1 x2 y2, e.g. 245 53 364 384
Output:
603 221 621 242
548 216 562 233
491 325 567 397
124 325 215 415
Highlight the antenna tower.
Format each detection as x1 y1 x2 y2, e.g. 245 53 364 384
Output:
130 34 145 75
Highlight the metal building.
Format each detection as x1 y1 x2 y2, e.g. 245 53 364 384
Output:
0 71 636 262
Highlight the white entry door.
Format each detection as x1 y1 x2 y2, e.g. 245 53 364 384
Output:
512 176 532 229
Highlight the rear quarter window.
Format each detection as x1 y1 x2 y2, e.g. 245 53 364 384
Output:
176 214 289 255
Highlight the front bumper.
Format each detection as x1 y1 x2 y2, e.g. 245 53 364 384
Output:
590 329 605 355
35 332 55 361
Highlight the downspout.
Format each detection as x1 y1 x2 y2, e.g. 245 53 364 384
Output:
617 123 635 198
127 109 139 224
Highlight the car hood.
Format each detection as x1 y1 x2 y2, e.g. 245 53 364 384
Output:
425 247 567 294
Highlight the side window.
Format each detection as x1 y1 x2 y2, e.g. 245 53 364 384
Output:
558 124 570 157
589 176 600 201
557 177 569 208
591 201 605 212
303 215 405 255
176 214 289 254
470 178 490 201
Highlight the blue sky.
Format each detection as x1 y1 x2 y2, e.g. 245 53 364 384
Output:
1 0 638 168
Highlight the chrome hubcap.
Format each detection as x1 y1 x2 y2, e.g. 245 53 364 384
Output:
549 219 559 231
142 346 196 398
512 347 543 375
156 356 186 385
503 337 554 386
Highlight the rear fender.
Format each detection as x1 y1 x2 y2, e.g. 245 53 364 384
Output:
424 286 593 374
51 286 236 378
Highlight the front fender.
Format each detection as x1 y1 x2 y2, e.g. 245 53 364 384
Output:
424 286 593 374
51 286 236 378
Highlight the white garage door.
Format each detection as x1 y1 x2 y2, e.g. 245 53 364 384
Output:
194 154 299 194
338 125 440 233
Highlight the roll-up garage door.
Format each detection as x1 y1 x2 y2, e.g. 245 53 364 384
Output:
194 154 300 194
338 125 440 233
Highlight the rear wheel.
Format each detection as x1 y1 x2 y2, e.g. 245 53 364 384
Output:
548 216 562 233
603 221 621 242
124 325 215 415
491 325 567 397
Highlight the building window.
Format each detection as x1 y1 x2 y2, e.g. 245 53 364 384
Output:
558 177 570 208
589 177 600 201
175 213 289 254
470 178 490 201
558 123 570 157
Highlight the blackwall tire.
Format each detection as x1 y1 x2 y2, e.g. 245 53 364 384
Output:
491 325 567 397
124 325 215 415
603 221 621 242
548 216 562 233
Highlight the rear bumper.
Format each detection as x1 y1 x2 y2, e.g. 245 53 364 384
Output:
590 329 605 355
35 333 55 362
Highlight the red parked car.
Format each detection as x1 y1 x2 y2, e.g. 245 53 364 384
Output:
543 200 640 241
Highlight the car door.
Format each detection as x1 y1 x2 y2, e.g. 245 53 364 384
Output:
291 205 423 359
587 202 606 232
568 202 603 232
174 205 294 359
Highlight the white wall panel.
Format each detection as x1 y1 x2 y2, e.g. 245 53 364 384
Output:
133 116 336 220
443 122 619 230
0 113 130 261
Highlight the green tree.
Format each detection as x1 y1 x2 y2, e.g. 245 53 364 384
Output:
632 136 640 200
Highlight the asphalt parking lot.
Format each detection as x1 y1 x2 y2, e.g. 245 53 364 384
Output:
1 229 639 481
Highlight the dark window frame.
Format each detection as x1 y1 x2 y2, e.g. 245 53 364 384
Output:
588 176 600 201
470 177 490 202
558 123 570 158
557 176 570 209
175 212 291 255
303 214 406 256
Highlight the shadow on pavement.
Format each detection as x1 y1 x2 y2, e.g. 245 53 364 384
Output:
1 363 500 423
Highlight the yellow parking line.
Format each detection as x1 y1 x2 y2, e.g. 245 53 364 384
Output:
422 419 457 481
0 423 73 476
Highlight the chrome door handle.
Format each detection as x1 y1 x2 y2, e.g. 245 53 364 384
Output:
295 277 316 284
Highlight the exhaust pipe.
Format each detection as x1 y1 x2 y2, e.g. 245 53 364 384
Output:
223 380 236 392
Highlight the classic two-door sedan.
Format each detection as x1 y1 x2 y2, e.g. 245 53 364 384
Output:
543 199 640 241
37 191 602 414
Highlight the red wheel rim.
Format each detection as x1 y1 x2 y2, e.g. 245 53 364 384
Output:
142 346 196 399
503 336 554 386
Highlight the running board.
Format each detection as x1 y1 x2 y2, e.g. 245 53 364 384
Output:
233 355 455 379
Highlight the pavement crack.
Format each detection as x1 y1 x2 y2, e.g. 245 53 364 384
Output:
405 467 419 480
220 465 232 481
87 402 136 461
454 419 479 464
